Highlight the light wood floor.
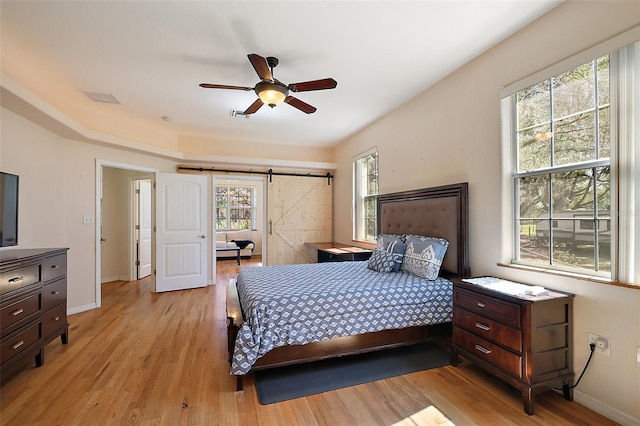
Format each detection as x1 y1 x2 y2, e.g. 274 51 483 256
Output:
1 256 616 425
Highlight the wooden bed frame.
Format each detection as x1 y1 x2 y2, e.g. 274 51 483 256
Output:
226 182 469 391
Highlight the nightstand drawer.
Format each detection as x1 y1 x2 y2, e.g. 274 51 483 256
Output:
453 327 522 378
453 307 522 352
454 288 520 326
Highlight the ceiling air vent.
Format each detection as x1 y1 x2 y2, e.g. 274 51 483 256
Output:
84 92 119 104
230 109 250 119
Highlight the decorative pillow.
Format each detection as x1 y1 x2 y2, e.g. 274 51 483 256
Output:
401 235 449 280
376 234 406 272
367 248 396 273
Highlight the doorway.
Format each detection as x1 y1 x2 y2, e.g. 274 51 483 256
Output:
134 178 152 280
96 161 157 308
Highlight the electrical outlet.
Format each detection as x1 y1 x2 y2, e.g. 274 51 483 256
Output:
588 333 611 357
83 215 94 224
637 347 640 366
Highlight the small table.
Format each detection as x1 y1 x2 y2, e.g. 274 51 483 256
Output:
307 242 373 263
216 246 241 265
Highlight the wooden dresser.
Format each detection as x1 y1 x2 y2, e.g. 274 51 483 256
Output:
0 248 69 381
450 278 574 415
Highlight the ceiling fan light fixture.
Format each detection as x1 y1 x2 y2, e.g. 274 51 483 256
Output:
256 81 288 107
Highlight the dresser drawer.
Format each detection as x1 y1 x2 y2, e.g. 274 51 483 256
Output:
454 288 520 326
0 293 41 332
0 265 40 295
42 254 66 282
42 278 66 311
453 307 522 352
453 327 522 378
42 303 67 342
1 322 40 365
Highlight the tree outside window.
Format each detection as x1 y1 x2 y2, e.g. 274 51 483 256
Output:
354 151 378 242
216 186 255 230
514 55 611 274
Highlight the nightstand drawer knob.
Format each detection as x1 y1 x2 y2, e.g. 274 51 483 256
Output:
477 301 485 308
475 322 490 331
11 340 24 350
475 344 491 355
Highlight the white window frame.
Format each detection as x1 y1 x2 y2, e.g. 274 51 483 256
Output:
215 184 257 231
353 148 379 243
500 35 639 285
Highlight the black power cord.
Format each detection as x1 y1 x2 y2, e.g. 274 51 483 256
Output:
557 342 596 399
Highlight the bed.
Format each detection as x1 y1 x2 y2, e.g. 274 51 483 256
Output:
226 182 469 391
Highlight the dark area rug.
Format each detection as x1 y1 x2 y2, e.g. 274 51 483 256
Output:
254 341 451 404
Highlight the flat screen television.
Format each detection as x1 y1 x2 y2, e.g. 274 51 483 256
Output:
0 171 19 247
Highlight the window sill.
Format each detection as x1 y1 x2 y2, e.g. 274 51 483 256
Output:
497 262 639 290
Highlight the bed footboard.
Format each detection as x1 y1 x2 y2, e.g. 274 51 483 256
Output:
226 280 244 391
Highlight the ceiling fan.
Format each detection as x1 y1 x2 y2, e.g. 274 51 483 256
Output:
199 54 337 115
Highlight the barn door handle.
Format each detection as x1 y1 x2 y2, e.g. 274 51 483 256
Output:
269 220 272 235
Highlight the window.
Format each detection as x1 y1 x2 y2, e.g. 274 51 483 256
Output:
353 150 379 242
215 186 256 230
502 40 639 283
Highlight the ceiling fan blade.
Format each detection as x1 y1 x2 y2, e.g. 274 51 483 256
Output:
244 98 264 115
288 78 337 92
284 96 317 114
199 83 252 91
248 54 273 81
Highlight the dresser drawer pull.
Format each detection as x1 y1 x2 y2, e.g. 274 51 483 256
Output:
51 291 60 295
53 316 60 321
8 276 24 283
11 308 24 316
477 301 485 308
474 344 491 355
11 340 25 350
475 322 490 331
51 265 60 269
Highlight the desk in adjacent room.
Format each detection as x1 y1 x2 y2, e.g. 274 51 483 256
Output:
307 242 373 263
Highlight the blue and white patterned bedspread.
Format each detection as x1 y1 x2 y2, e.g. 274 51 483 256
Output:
231 261 453 375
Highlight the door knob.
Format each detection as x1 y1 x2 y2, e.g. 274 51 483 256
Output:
198 235 206 239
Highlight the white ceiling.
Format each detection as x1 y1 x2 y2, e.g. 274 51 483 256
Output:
0 1 561 149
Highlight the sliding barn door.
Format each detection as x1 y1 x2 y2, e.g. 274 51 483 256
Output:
266 176 332 265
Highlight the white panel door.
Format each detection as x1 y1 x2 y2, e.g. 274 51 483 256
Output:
137 179 152 279
266 176 332 265
155 173 208 292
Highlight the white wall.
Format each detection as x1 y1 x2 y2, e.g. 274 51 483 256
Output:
332 2 639 423
0 107 178 311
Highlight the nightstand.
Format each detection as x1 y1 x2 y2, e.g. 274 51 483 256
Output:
450 277 574 415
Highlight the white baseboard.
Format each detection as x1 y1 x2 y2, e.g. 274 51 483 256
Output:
67 303 97 316
574 390 640 426
101 275 127 284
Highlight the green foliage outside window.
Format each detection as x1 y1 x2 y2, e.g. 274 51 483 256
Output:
216 186 255 230
354 152 379 242
515 55 611 274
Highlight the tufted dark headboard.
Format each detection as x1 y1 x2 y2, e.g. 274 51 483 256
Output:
377 182 470 278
